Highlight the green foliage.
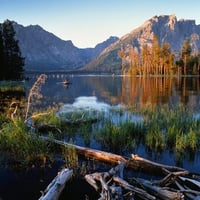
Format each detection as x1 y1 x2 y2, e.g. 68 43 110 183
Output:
119 34 200 75
0 117 49 167
62 139 78 168
95 120 144 154
145 128 165 151
33 109 61 127
141 104 200 156
0 81 25 92
0 20 24 80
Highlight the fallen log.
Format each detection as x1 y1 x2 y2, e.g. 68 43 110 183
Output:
36 136 200 200
129 154 188 175
136 178 184 200
38 168 73 200
39 136 188 176
85 162 156 200
179 176 200 191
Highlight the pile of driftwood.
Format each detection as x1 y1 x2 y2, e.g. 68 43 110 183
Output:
38 137 200 200
85 162 200 200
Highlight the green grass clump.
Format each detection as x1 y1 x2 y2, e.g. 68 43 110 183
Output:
95 120 145 154
0 117 49 167
62 139 78 168
145 129 165 151
0 81 24 92
142 104 200 156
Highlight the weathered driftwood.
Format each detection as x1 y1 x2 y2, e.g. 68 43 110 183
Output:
37 136 200 200
39 136 187 176
85 163 200 200
85 162 156 200
154 169 189 187
38 168 73 200
153 168 200 200
129 154 187 175
136 178 184 200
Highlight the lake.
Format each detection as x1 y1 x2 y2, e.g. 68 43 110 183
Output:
24 73 200 170
1 73 200 199
25 73 200 110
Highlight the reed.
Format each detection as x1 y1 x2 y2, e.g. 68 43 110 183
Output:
0 117 49 167
95 120 145 154
141 103 200 156
0 81 24 92
62 139 78 168
25 74 47 121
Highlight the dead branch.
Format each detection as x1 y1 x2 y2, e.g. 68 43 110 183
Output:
38 168 73 200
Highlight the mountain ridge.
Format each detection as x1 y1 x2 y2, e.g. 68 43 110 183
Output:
83 15 200 73
12 22 118 71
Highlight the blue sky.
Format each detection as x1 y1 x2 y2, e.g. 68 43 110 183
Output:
1 0 200 48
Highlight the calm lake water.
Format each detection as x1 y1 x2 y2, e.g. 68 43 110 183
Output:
25 73 200 111
1 73 200 199
25 73 200 170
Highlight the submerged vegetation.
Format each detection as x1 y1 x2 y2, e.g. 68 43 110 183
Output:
95 103 200 160
1 74 200 170
142 104 200 154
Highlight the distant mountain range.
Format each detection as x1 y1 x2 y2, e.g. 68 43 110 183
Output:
13 22 118 71
12 15 200 73
84 15 200 73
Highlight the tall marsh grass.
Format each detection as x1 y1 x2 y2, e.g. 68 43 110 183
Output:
0 81 24 92
0 117 49 167
95 119 145 154
140 104 200 155
95 103 200 158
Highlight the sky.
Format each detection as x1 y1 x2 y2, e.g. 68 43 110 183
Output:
1 0 200 48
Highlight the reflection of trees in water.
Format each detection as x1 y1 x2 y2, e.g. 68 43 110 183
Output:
120 76 200 108
120 77 174 106
26 73 200 111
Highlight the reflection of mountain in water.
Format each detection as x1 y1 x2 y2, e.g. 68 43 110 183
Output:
25 73 200 111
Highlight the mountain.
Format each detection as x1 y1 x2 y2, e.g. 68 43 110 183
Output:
83 15 200 73
12 22 118 71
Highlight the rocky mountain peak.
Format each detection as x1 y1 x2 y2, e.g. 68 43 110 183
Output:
11 22 118 71
84 15 200 73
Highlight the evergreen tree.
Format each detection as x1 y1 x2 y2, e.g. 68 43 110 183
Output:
152 34 160 74
1 20 24 80
0 26 5 78
160 43 174 75
180 40 192 75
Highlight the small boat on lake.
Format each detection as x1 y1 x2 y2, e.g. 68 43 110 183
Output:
62 79 72 88
63 79 70 85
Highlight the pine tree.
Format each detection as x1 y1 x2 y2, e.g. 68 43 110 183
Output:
0 26 5 79
1 20 24 80
152 34 160 74
180 40 191 75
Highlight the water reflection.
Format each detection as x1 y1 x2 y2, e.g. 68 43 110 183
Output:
25 73 200 112
60 96 111 113
23 73 200 172
58 96 142 123
121 76 200 110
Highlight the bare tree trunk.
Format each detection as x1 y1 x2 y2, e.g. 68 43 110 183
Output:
39 136 187 175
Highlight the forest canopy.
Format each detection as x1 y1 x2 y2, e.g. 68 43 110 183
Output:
0 20 24 80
